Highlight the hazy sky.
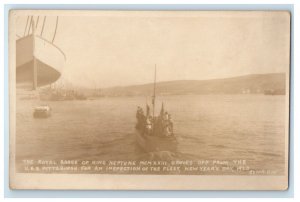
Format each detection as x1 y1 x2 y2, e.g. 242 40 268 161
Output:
16 11 290 88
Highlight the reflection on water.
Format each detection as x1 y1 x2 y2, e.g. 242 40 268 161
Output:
16 94 286 174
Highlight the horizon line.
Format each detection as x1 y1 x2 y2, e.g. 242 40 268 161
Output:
100 72 286 89
60 72 286 90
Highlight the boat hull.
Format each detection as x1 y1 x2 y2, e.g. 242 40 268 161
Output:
135 130 177 153
33 110 51 118
16 35 65 89
33 106 52 118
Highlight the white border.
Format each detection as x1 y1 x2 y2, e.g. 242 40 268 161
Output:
1 0 298 200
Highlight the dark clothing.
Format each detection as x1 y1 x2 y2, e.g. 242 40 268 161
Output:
146 105 150 116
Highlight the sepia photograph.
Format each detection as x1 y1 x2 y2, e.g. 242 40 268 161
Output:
9 10 290 190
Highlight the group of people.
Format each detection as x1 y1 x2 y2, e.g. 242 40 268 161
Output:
136 104 174 137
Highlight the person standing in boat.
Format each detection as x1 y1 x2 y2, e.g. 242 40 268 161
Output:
162 111 174 136
136 106 141 118
136 106 145 129
145 116 152 135
168 114 174 134
146 104 150 117
160 103 165 116
163 112 169 122
164 125 172 137
135 107 141 129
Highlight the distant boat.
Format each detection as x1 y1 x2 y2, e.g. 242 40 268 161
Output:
39 87 87 101
33 105 52 118
135 65 177 152
16 16 66 90
264 89 285 95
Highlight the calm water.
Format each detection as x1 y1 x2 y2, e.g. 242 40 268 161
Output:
16 95 286 174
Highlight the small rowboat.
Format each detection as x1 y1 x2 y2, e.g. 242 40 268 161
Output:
33 105 52 118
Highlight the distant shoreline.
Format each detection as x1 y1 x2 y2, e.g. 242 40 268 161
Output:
99 73 286 97
37 73 286 101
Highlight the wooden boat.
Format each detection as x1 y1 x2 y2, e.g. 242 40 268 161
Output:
135 130 177 152
135 66 178 152
33 105 52 118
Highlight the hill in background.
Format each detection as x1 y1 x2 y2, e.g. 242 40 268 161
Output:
100 73 286 96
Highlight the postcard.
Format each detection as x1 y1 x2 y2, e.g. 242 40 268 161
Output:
9 10 290 190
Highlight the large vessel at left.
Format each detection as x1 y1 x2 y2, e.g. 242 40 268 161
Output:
16 16 66 90
16 16 66 118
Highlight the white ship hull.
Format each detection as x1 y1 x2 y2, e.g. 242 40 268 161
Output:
16 35 65 90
